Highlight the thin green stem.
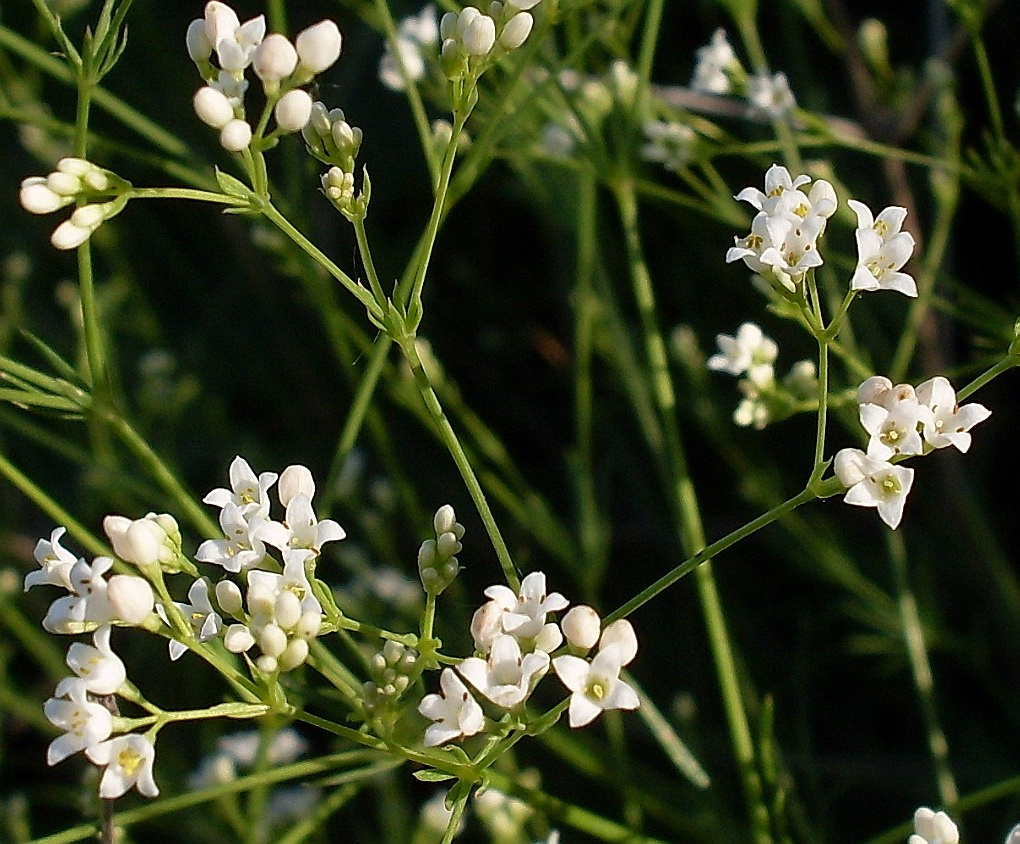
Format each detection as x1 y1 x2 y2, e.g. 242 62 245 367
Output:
613 180 771 844
352 214 388 307
886 530 958 806
128 187 249 205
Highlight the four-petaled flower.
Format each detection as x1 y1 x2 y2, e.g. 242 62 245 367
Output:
834 448 914 530
418 667 485 746
552 642 639 728
86 734 160 799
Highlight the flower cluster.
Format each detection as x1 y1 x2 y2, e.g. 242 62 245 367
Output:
24 456 347 800
689 29 796 116
727 164 917 299
438 0 542 81
19 157 131 250
418 571 639 746
708 322 817 429
834 375 991 528
186 1 342 151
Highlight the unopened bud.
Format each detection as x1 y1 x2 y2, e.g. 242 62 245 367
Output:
107 575 155 625
562 605 601 650
295 20 342 74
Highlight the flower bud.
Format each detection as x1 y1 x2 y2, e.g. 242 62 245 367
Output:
278 638 309 671
258 623 288 658
562 605 600 650
104 515 167 569
294 610 322 640
194 86 235 129
279 464 315 507
46 171 82 197
216 580 244 615
274 89 313 133
295 20 342 74
254 33 298 84
50 219 92 251
224 623 255 653
274 590 303 630
220 118 253 152
599 619 638 665
107 575 155 625
462 13 496 56
70 204 106 229
470 600 503 652
433 504 457 535
20 178 66 214
83 169 110 191
499 12 533 49
56 157 93 177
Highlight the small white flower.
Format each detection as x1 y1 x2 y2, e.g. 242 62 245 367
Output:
20 177 71 215
482 571 569 645
278 464 316 507
42 556 115 634
691 28 737 95
857 375 917 409
552 643 639 728
275 89 313 132
253 33 298 84
86 733 159 799
707 322 778 385
204 456 278 516
418 667 485 746
103 513 174 569
44 680 113 766
56 624 126 696
909 806 959 844
833 448 914 529
295 20 343 74
25 527 79 592
220 118 254 152
915 376 991 453
850 201 916 295
257 492 345 555
748 71 796 117
106 575 156 625
196 501 269 573
859 400 924 461
193 85 236 129
165 578 223 661
641 120 695 173
561 605 601 650
379 6 438 91
458 633 550 708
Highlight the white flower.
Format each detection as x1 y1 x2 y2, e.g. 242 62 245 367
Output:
561 605 601 650
203 2 265 73
748 71 796 116
204 456 278 516
481 571 569 646
295 20 343 74
707 322 778 386
86 734 159 799
1005 823 1020 844
909 807 959 844
103 513 175 569
916 376 991 453
859 399 924 461
850 200 916 295
418 667 485 746
25 527 78 592
458 633 550 708
691 29 737 94
552 642 639 728
379 6 439 91
42 557 115 634
44 680 114 766
196 501 269 573
164 578 223 661
833 448 914 529
278 464 316 507
257 492 345 556
857 375 917 409
55 625 126 696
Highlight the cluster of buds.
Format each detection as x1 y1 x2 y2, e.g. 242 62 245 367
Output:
19 158 130 250
708 321 817 429
439 0 541 80
417 504 465 596
186 1 342 151
834 375 991 529
302 102 367 216
418 571 640 746
362 640 420 715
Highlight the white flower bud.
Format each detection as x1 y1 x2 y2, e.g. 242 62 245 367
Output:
278 638 309 671
440 12 459 40
278 464 315 506
534 621 563 653
274 590 303 629
50 220 92 251
294 610 322 640
256 654 278 673
295 20 342 74
46 171 82 197
103 515 166 568
436 531 461 558
219 118 253 152
562 605 601 650
499 11 533 49
258 623 288 658
224 623 255 653
216 580 244 615
306 101 332 136
254 33 298 83
186 17 213 61
274 89 313 132
70 204 106 229
193 86 235 129
599 618 638 665
83 169 110 191
106 574 155 625
470 600 503 652
462 13 495 56
433 504 457 535
20 178 65 214
204 1 241 48
56 157 93 177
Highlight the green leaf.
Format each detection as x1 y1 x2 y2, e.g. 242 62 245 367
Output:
412 769 457 783
214 167 254 200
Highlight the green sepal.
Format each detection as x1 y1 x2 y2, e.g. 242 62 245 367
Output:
214 167 254 201
412 769 457 783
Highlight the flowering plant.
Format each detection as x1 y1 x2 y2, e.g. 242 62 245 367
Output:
2 1 1020 843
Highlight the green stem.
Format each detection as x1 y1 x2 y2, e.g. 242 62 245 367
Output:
352 213 388 307
129 187 249 205
613 180 771 844
886 530 958 806
397 334 519 590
